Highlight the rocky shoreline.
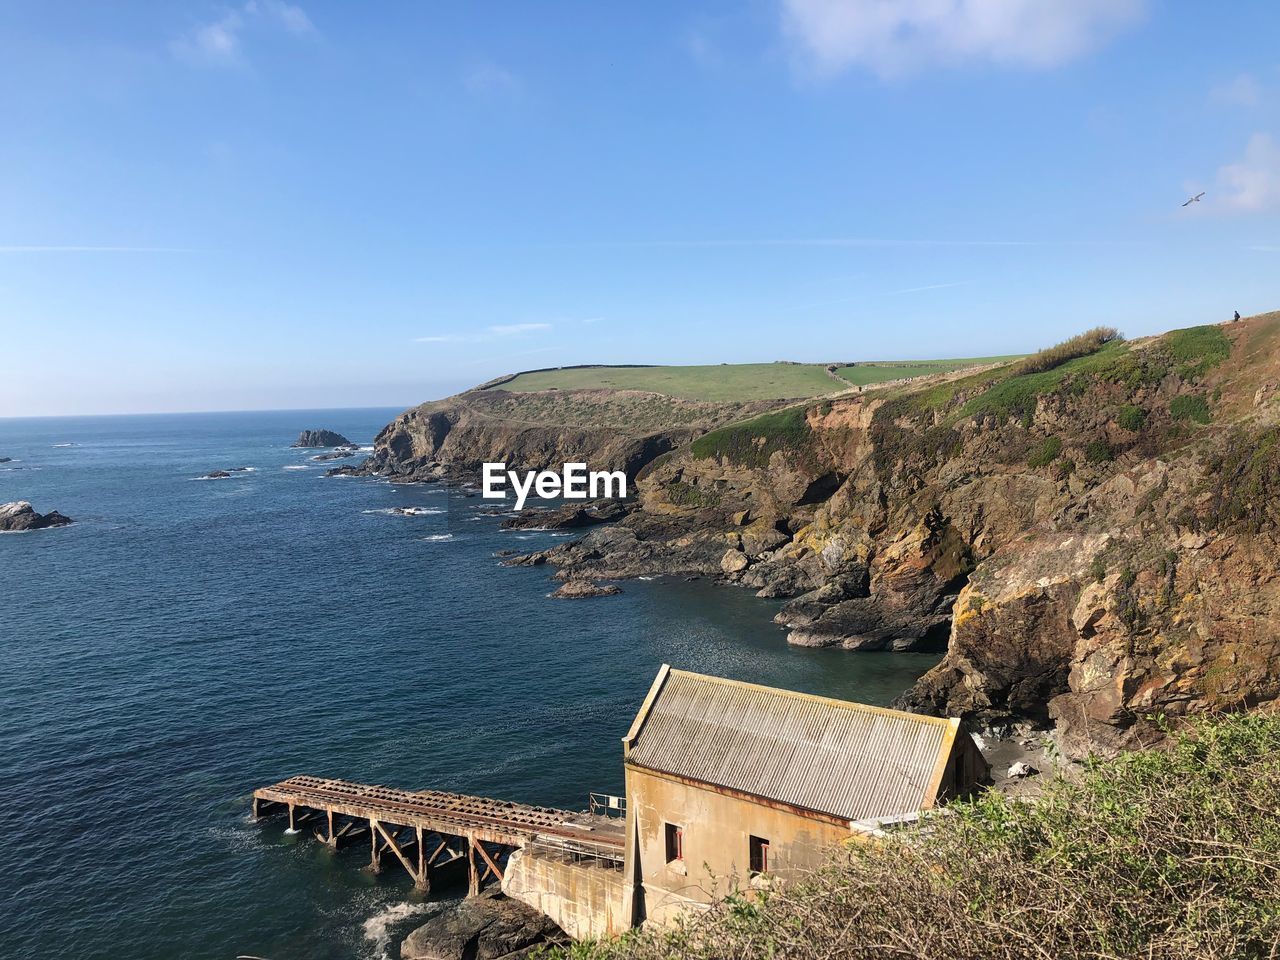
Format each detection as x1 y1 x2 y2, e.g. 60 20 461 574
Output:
335 316 1280 759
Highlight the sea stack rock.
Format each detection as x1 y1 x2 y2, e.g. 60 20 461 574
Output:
292 429 353 448
0 501 73 532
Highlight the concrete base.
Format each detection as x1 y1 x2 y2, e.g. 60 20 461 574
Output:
502 848 629 941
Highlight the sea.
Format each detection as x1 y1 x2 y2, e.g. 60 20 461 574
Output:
0 408 940 960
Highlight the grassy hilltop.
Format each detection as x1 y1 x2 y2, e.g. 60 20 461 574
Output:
490 355 1020 403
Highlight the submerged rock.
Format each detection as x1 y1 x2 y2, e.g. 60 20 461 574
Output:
201 470 232 479
0 501 73 532
550 579 622 599
292 429 353 448
401 894 563 960
310 446 358 462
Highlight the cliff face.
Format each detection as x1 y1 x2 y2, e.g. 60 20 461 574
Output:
353 388 787 481
510 316 1280 756
362 314 1280 757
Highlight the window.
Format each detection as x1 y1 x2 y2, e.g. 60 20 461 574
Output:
664 822 683 863
749 835 769 876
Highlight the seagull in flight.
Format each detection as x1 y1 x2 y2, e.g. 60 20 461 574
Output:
1182 191 1205 207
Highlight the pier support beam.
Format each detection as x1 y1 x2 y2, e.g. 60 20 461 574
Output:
467 834 479 897
367 819 383 874
372 821 427 890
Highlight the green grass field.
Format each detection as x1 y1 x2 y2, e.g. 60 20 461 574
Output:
834 356 1022 386
491 364 838 402
491 357 1020 403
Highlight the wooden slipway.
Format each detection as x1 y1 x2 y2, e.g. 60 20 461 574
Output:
253 775 625 894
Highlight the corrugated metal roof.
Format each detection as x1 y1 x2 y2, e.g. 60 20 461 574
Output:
625 668 957 822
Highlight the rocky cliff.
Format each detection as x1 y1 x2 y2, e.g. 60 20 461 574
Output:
343 387 790 482
361 314 1280 757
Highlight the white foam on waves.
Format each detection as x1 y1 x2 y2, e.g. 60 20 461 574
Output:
362 901 440 960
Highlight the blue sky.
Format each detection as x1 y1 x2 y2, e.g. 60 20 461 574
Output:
1 1 1278 416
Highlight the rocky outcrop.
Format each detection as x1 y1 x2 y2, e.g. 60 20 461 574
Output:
0 501 73 532
310 446 358 461
345 388 790 484
502 500 631 530
401 894 564 960
550 579 623 599
292 429 352 448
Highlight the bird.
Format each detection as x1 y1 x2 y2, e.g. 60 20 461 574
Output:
1182 191 1205 207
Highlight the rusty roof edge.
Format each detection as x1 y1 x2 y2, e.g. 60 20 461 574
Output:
665 667 960 728
621 663 671 758
920 717 961 810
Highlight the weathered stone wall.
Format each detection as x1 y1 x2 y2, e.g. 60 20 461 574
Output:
625 765 856 927
502 847 630 941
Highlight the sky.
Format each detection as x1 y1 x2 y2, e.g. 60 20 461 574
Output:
1 1 1278 417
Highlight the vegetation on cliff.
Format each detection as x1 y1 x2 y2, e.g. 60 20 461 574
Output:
554 712 1280 960
688 406 815 468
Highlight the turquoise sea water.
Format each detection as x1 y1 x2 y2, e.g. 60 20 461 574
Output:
0 409 940 960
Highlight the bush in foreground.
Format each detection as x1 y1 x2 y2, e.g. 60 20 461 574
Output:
553 713 1280 960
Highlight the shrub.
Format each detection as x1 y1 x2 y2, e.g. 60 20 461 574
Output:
1117 405 1146 431
1170 394 1211 424
1011 326 1122 377
959 338 1128 423
1090 552 1107 582
1085 439 1115 463
554 713 1280 960
1027 436 1062 468
689 406 813 468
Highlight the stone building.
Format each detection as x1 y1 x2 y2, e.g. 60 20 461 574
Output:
618 665 987 925
505 664 987 934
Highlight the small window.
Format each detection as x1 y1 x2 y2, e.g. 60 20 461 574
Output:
664 823 683 863
749 835 769 876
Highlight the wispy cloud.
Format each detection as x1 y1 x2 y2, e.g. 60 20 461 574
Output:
784 280 974 312
488 322 551 336
415 322 553 344
1213 133 1280 213
569 237 1039 249
0 245 193 253
464 60 522 98
781 0 1144 79
1211 73 1263 108
172 0 315 66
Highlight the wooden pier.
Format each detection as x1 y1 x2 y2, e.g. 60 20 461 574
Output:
252 776 625 894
